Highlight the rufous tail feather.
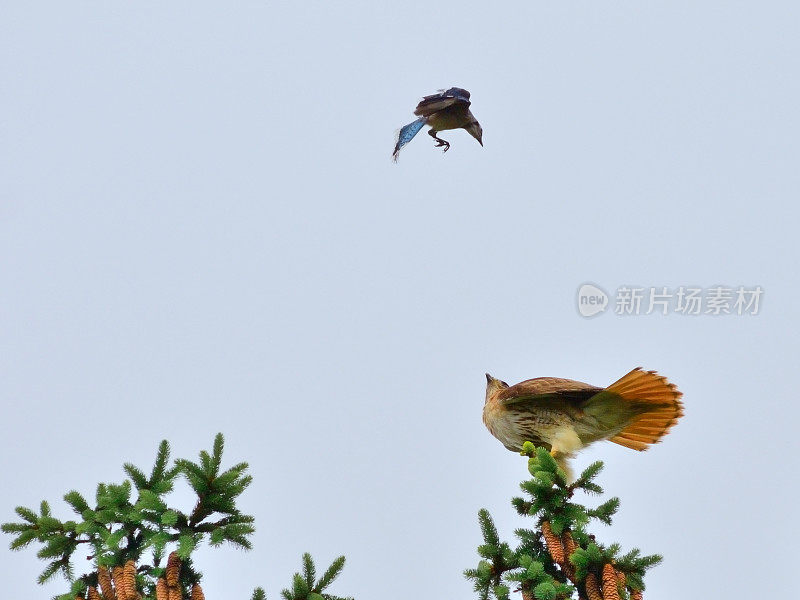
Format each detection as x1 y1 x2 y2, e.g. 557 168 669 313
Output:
604 368 684 451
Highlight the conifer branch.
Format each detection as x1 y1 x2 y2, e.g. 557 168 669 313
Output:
281 554 351 600
3 434 354 600
251 588 267 600
2 434 264 599
466 443 663 600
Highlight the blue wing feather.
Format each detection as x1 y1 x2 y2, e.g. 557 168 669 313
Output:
392 118 426 162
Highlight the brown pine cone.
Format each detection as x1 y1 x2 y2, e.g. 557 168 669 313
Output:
584 573 603 600
87 586 101 600
541 521 566 565
562 530 577 560
168 586 182 600
601 563 620 600
123 560 137 600
155 578 168 600
521 589 534 600
630 590 643 600
166 552 181 587
98 566 116 600
112 566 126 600
561 529 578 580
190 584 205 600
615 569 626 588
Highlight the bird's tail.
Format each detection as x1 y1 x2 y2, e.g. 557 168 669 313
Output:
598 368 684 451
392 118 425 162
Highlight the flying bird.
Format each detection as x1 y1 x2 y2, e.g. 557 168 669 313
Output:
392 87 483 161
483 368 684 480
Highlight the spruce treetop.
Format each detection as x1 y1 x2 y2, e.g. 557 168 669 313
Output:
465 443 661 600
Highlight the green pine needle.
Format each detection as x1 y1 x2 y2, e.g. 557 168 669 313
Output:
123 464 148 489
533 581 556 600
302 553 316 589
316 556 346 591
292 573 309 599
62 491 89 515
251 588 267 600
478 509 500 546
211 433 225 474
14 506 39 524
149 441 171 485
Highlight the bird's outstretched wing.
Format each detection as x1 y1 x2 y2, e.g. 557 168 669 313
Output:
414 87 471 117
496 377 601 405
392 117 426 162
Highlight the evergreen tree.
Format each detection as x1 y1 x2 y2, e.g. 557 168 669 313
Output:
465 443 662 600
280 553 352 600
2 434 352 600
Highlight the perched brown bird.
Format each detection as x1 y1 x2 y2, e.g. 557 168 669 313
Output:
483 368 683 479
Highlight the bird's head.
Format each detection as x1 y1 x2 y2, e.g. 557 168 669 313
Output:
485 373 508 403
466 121 483 147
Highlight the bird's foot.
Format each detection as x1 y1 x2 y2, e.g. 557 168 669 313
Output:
434 139 450 153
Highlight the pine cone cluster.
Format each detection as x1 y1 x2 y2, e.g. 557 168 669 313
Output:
161 551 183 600
75 555 206 600
81 560 140 600
538 521 644 600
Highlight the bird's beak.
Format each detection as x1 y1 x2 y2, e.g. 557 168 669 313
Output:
478 138 483 147
485 373 493 383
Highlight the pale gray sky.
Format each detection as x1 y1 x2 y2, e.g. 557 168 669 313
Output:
2 2 798 599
